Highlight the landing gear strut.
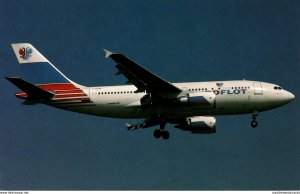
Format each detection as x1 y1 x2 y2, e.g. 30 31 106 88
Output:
251 111 258 128
153 121 170 140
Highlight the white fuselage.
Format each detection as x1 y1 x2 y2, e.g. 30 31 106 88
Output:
8 43 295 138
64 80 294 119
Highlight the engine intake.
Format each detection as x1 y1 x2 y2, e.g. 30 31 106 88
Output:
175 116 216 133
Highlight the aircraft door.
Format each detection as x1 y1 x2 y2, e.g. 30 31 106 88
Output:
253 82 263 95
182 87 188 92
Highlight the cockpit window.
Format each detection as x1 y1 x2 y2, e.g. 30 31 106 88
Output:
274 86 282 90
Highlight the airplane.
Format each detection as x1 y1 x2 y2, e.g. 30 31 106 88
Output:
6 43 295 140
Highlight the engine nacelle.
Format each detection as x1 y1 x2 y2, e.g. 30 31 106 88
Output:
175 116 216 133
178 92 215 108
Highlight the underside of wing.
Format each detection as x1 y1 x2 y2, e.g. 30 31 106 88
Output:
6 77 54 100
104 49 182 98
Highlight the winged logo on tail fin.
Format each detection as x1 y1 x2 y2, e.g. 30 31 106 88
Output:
19 47 32 60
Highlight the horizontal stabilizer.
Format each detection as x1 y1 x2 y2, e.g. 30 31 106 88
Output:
125 122 145 131
6 77 54 100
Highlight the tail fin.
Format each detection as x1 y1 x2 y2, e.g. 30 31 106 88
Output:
9 44 92 106
11 43 75 85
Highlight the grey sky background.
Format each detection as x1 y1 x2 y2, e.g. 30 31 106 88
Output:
0 0 299 190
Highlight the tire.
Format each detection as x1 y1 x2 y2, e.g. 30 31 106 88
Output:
154 129 161 138
162 131 170 140
251 120 258 128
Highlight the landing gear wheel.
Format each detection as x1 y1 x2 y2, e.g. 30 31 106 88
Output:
162 131 170 140
251 120 258 128
251 111 259 128
153 120 170 140
153 129 161 138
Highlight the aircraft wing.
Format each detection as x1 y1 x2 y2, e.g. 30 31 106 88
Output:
104 49 182 98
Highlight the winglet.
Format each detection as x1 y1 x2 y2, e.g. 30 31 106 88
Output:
103 49 114 58
125 123 133 131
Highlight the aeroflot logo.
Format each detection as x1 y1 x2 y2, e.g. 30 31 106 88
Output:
19 47 32 60
213 89 247 95
216 82 223 87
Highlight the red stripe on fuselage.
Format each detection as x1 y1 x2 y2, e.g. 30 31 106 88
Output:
15 83 90 102
54 89 84 94
55 93 88 98
37 83 77 90
52 97 90 102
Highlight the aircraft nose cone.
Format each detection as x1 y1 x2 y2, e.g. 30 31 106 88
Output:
286 91 295 102
273 90 295 107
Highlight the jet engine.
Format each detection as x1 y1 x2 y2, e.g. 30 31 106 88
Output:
175 116 216 133
178 92 215 108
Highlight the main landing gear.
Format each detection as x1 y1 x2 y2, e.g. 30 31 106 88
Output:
251 111 258 128
153 121 170 140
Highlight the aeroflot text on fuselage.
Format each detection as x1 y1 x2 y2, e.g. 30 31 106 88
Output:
214 89 247 95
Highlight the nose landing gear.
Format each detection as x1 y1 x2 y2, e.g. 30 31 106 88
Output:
251 111 258 128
